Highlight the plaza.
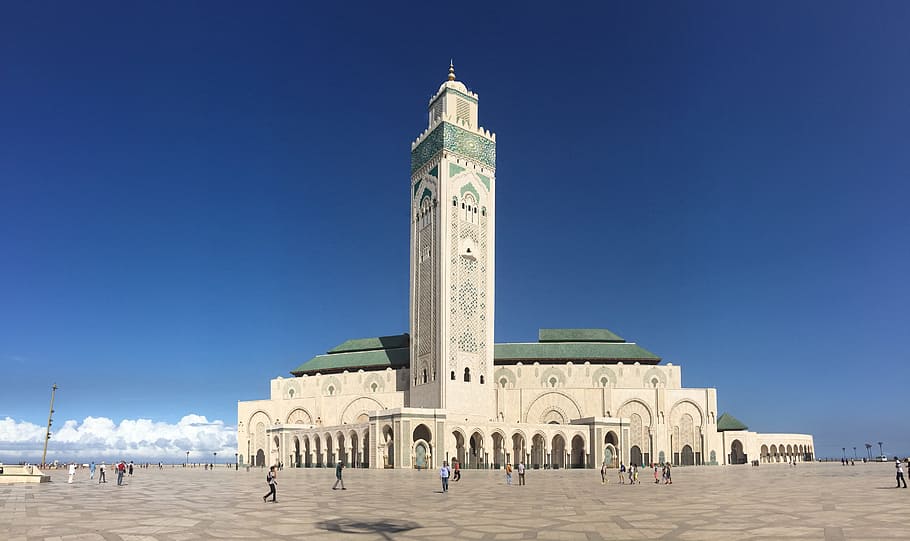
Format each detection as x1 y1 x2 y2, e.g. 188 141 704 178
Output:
3 462 909 540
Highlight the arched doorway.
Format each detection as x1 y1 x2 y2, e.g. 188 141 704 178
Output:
551 435 566 469
512 433 526 466
453 431 466 467
604 444 616 468
362 431 370 468
382 424 394 468
571 435 585 468
730 440 746 464
349 431 359 467
414 442 428 469
255 449 265 466
630 445 642 467
314 435 323 467
760 444 769 463
293 437 301 467
492 433 505 468
413 423 432 470
470 432 484 468
325 434 334 465
531 434 546 469
681 444 694 466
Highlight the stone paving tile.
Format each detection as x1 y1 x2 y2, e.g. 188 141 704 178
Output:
2 463 909 540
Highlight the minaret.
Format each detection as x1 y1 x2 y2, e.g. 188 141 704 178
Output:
408 63 496 419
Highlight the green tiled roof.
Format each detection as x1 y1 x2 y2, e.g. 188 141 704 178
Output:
494 342 660 363
328 334 410 353
290 329 661 375
291 347 409 376
717 413 749 431
538 328 625 343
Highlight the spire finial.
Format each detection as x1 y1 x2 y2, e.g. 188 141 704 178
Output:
448 59 456 81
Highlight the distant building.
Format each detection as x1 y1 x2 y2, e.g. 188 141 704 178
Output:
237 65 813 469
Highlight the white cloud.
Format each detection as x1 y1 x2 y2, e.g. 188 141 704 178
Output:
0 415 236 463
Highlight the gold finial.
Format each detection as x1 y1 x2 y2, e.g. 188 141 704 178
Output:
448 59 456 81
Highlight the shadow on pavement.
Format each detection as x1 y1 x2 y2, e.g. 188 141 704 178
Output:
316 518 420 539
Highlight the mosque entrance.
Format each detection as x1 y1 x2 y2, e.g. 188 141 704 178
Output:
415 443 428 469
630 445 643 467
730 440 747 464
255 449 265 466
681 444 695 466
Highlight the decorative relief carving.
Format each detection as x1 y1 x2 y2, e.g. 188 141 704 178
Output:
411 122 496 173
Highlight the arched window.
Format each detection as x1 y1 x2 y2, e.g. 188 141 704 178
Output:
480 375 485 384
422 369 427 384
370 382 378 393
600 377 608 387
288 388 295 398
549 377 557 388
499 378 507 388
464 368 471 382
451 371 455 380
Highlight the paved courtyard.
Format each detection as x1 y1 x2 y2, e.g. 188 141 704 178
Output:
2 462 909 540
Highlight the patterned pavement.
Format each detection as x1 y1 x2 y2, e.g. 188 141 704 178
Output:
2 462 908 540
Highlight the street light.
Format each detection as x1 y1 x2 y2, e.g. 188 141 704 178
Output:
186 451 189 467
878 442 884 458
213 452 217 467
853 447 856 460
235 452 238 471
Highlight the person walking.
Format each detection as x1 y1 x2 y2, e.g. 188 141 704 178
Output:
116 461 125 486
654 463 660 484
505 463 513 486
896 458 907 488
263 465 278 502
128 461 134 477
89 461 96 480
67 463 76 484
440 461 450 493
664 463 672 484
517 461 526 486
618 462 626 484
98 462 106 483
453 459 461 482
332 460 346 490
601 462 608 484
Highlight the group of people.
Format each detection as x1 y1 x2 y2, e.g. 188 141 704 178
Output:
64 460 134 485
612 462 672 485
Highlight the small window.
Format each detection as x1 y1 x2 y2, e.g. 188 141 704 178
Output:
461 202 465 209
288 388 295 398
453 198 457 206
464 368 471 382
600 377 608 387
480 375 484 384
328 385 335 396
370 382 378 393
500 378 507 388
451 371 456 380
651 378 659 388
422 369 428 384
549 377 557 388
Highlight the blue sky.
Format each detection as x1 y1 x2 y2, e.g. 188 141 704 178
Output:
1 2 908 462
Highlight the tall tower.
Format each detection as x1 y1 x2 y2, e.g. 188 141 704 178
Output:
409 63 496 420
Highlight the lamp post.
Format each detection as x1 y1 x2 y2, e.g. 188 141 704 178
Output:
235 452 238 471
842 447 845 462
213 452 217 467
853 447 856 460
878 442 884 458
186 451 189 467
42 384 58 467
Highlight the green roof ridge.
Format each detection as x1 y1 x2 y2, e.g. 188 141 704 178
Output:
538 328 625 343
327 334 409 354
716 412 749 431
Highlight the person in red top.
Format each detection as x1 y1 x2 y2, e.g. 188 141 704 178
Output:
453 459 461 481
116 461 126 486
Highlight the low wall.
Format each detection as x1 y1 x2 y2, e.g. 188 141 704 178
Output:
0 465 51 484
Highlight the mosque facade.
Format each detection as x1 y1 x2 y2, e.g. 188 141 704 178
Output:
237 66 814 470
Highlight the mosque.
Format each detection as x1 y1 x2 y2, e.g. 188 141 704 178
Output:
237 65 814 470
